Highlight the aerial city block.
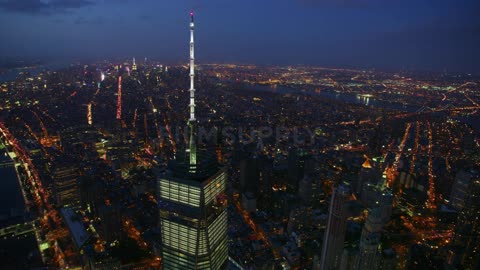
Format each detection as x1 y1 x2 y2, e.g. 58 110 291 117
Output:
0 1 479 270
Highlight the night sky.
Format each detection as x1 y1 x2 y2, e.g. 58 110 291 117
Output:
0 0 479 73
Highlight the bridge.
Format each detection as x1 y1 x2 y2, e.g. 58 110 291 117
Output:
0 219 37 239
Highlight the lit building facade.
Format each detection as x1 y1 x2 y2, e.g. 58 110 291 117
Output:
158 158 228 270
53 163 81 207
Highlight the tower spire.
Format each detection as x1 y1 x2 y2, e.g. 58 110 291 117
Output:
116 76 122 120
132 57 137 71
187 10 197 167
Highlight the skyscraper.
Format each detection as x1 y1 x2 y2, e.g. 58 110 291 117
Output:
157 12 228 270
116 76 122 120
288 148 308 193
132 57 137 71
239 156 260 194
98 199 122 243
450 169 474 211
356 156 381 196
52 162 81 208
452 169 480 269
319 185 351 270
355 208 383 270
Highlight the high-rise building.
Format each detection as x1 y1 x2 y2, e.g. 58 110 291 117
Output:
257 159 273 210
98 199 122 243
298 172 324 205
380 248 396 270
356 156 381 196
239 156 260 194
157 11 228 270
452 169 480 269
116 76 122 120
319 185 351 270
378 189 393 225
360 184 393 225
450 169 475 211
339 247 358 270
158 154 228 269
132 57 137 71
79 175 99 214
355 208 383 270
52 163 81 208
288 148 308 193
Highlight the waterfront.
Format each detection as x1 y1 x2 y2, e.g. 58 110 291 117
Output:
0 62 69 82
0 143 25 225
247 84 480 131
247 84 423 112
0 143 44 269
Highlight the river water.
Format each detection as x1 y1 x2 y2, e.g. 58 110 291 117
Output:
0 145 43 268
0 62 69 82
251 84 480 130
248 84 480 137
247 84 422 112
0 144 25 225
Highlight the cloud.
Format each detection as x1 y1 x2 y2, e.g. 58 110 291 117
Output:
0 0 94 15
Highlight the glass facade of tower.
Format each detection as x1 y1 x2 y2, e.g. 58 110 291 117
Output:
159 178 201 207
158 166 228 270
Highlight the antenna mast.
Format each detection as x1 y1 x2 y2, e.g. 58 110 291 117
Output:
188 10 197 167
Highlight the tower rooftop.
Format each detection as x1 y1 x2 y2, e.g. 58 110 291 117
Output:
168 148 219 182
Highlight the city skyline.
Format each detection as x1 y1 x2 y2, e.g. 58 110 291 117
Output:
0 0 479 73
0 3 480 270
